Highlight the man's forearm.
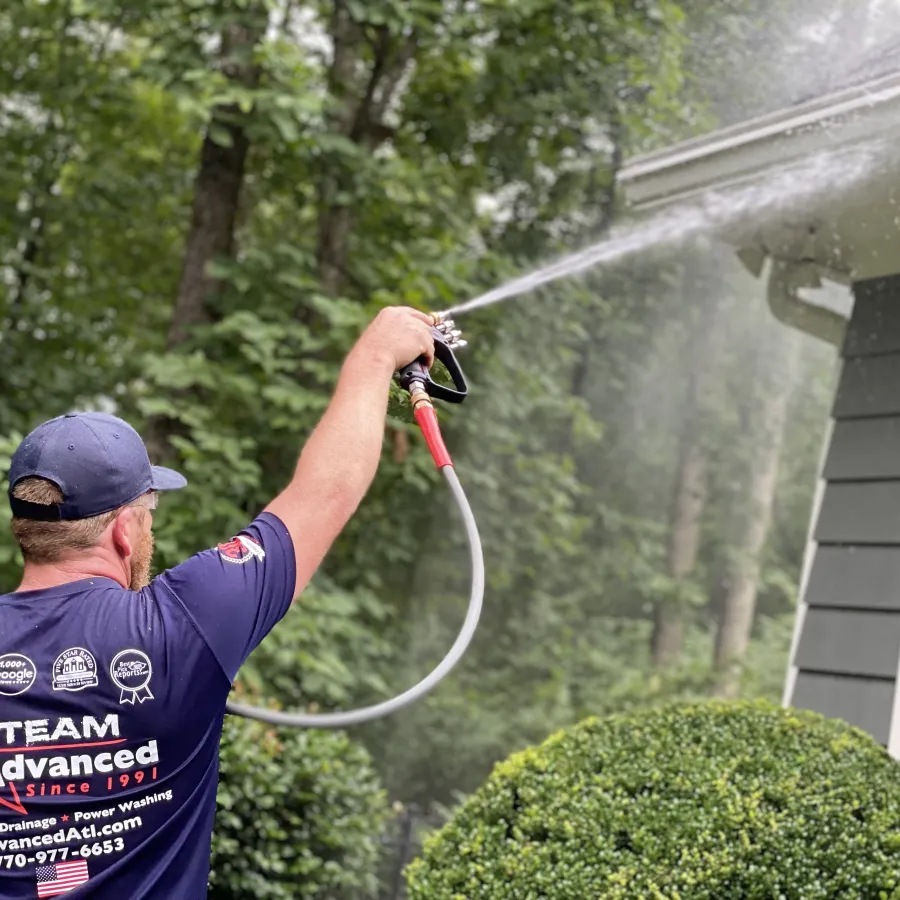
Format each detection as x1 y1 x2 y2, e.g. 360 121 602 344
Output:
264 344 397 592
292 345 395 510
264 306 435 597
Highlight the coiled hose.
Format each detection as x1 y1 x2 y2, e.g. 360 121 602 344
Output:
224 464 484 728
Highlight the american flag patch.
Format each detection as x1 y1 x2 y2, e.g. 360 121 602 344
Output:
35 860 89 897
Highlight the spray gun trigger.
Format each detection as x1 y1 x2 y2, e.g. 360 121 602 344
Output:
396 323 468 403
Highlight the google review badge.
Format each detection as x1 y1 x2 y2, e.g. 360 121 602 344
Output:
109 649 154 704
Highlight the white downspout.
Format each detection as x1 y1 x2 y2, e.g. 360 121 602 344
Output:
766 258 848 347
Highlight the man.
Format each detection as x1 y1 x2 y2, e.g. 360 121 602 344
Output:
0 306 435 898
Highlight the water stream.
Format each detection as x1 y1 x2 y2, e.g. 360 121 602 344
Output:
445 139 892 318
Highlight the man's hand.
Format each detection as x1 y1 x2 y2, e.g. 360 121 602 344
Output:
351 306 436 372
266 305 438 598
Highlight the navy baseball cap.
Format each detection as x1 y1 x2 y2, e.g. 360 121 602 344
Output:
8 412 187 521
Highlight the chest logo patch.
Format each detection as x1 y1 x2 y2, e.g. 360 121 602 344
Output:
109 649 154 705
51 648 98 692
0 654 37 697
217 534 266 565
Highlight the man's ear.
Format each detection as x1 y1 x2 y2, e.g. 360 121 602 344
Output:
111 509 134 559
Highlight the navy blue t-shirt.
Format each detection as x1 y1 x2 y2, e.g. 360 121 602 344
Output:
0 512 295 898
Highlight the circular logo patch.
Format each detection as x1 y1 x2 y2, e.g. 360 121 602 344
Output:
109 649 154 705
52 647 98 692
217 535 265 565
0 654 37 696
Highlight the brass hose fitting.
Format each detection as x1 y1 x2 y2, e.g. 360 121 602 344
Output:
409 382 433 411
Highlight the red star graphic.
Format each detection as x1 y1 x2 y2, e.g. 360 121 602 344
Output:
0 782 27 816
61 815 69 822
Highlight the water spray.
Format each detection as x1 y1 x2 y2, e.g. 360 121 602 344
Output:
225 314 485 729
439 139 890 320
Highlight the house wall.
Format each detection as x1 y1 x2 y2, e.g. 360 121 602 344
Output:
784 274 900 753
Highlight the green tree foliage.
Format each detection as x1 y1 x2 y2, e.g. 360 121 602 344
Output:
407 701 900 898
210 717 389 899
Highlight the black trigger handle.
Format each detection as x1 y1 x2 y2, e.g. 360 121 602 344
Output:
396 325 468 403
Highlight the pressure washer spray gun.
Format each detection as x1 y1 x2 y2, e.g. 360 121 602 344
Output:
395 312 468 469
225 310 485 730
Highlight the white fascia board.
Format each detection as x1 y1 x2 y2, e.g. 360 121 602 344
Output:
619 71 900 210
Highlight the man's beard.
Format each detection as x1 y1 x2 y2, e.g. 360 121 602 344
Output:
130 530 155 590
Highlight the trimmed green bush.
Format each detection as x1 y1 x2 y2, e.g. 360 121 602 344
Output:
210 716 389 899
406 700 900 899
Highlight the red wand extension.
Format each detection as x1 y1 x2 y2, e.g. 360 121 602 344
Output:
411 389 453 468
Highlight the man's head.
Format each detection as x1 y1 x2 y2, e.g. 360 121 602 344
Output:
7 412 186 590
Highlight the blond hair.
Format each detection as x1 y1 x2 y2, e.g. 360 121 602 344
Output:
10 478 154 564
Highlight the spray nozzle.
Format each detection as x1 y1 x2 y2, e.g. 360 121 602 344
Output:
430 313 467 350
396 314 468 404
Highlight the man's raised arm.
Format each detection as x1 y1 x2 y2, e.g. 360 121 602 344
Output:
265 306 436 597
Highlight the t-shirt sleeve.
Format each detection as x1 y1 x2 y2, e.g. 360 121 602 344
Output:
153 511 297 682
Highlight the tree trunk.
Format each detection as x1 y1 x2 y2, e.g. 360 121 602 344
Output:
166 122 253 348
166 17 265 349
713 328 801 697
651 436 707 667
651 256 725 669
144 9 266 462
316 7 416 298
314 6 417 463
316 8 416 297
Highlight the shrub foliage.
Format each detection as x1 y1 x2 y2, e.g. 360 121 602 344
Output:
406 700 900 899
210 716 389 899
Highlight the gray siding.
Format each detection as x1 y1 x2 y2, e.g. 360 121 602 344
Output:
833 354 900 419
787 273 900 754
824 417 900 481
805 546 900 610
843 277 900 358
795 608 900 678
791 672 893 744
816 482 900 544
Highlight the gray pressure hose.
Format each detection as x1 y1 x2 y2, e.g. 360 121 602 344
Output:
224 465 484 728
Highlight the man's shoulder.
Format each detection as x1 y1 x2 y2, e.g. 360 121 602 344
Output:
142 512 296 684
152 512 292 586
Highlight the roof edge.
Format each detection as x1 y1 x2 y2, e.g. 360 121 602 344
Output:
620 70 900 190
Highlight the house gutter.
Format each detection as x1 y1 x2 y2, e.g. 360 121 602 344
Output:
619 71 900 211
617 73 900 346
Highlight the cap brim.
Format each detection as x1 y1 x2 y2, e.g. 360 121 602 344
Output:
150 465 188 491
